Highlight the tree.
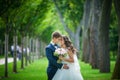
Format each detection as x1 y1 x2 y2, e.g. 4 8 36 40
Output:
82 0 91 62
13 28 18 73
98 0 112 73
112 0 120 79
4 16 9 77
89 0 103 69
52 0 84 57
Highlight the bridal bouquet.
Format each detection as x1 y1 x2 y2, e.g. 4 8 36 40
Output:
54 48 67 63
54 48 67 57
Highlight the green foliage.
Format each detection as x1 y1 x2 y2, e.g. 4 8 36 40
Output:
0 17 5 41
0 0 84 44
0 0 23 16
54 0 84 32
0 17 5 27
0 0 118 51
40 26 53 43
109 3 118 54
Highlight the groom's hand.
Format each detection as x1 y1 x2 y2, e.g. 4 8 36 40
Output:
63 64 69 69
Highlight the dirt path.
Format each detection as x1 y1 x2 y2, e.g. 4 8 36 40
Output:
0 58 18 65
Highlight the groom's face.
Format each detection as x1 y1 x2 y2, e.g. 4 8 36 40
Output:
54 37 62 44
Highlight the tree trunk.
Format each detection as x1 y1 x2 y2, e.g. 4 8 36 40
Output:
98 0 112 73
37 39 41 59
34 39 37 60
4 33 8 77
13 34 17 73
111 0 120 79
0 42 4 56
4 0 9 77
35 39 40 59
29 38 32 63
32 39 34 62
89 0 102 69
21 35 24 69
74 25 82 58
112 33 120 79
27 36 30 63
35 39 37 59
82 0 91 62
40 40 45 57
25 36 28 66
0 40 3 55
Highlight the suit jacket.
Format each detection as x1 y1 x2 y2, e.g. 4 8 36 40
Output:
45 43 63 80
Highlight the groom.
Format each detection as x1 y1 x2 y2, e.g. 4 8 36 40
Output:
45 31 69 80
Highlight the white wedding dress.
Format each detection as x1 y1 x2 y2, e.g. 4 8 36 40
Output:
52 49 83 80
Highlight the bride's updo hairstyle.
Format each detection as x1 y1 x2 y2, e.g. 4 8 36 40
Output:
62 35 76 53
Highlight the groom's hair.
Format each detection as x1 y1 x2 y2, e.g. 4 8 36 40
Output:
52 31 62 39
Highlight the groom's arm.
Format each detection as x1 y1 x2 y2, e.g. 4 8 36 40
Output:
45 47 63 69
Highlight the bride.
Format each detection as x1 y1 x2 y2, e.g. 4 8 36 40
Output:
52 35 83 80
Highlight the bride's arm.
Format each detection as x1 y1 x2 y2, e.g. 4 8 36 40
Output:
59 50 74 63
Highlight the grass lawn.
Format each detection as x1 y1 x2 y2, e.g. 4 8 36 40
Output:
0 55 4 59
80 61 115 80
0 57 115 80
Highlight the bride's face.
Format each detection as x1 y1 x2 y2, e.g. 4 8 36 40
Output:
60 38 65 47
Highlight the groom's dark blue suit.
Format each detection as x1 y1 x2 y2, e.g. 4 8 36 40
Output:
45 43 63 80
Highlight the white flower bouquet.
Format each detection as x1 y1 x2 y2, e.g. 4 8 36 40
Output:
54 48 67 57
54 48 67 63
